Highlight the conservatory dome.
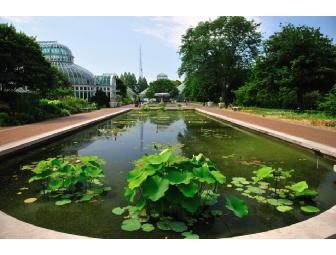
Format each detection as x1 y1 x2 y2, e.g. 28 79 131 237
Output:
39 41 95 85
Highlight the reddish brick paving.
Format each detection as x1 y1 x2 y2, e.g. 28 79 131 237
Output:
0 107 131 146
195 106 336 148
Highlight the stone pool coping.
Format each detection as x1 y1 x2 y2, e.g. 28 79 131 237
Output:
0 107 335 238
195 108 336 158
0 108 131 158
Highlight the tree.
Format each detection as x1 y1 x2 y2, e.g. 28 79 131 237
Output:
116 77 127 98
145 79 179 99
0 24 64 95
319 84 336 115
138 76 148 93
120 72 137 93
178 16 262 104
90 89 110 107
236 24 336 109
172 80 182 87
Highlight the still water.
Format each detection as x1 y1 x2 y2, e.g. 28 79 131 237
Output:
0 110 335 238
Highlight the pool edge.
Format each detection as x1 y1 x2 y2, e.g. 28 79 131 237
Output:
195 108 336 159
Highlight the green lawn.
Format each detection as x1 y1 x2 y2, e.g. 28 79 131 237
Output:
241 107 336 128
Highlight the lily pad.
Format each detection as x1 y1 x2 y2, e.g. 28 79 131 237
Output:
157 220 171 231
169 221 188 233
181 231 199 239
112 207 125 215
55 199 72 206
247 186 265 194
300 205 320 213
276 205 293 212
267 198 282 206
211 209 223 217
142 223 155 232
121 218 141 231
278 199 293 206
24 197 37 204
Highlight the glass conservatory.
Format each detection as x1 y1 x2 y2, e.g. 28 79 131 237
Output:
39 41 117 101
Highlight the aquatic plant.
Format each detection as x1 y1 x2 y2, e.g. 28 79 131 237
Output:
157 106 166 112
229 166 320 213
112 148 248 238
139 104 150 112
21 155 111 205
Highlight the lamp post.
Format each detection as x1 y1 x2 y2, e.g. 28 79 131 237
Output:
225 84 229 108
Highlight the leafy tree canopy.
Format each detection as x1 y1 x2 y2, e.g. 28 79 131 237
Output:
178 16 262 103
145 79 179 99
235 24 336 109
0 24 67 95
116 77 127 98
138 76 148 93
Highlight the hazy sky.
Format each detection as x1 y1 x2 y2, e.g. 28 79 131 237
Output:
1 16 335 82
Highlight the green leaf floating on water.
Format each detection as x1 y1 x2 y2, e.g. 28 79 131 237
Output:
300 205 320 213
169 221 188 233
55 199 72 206
276 205 293 212
157 220 171 231
181 231 199 239
211 209 223 217
289 181 308 193
141 223 155 232
112 207 125 215
225 195 248 218
142 175 170 202
79 194 96 202
24 197 37 204
247 186 265 194
121 219 141 231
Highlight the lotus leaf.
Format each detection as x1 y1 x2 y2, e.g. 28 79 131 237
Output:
24 198 37 204
289 181 308 193
79 194 96 202
55 199 72 206
178 182 199 198
193 166 215 184
112 207 125 215
211 209 223 217
157 220 171 231
276 205 293 212
300 205 320 213
169 221 188 233
142 175 170 201
247 186 265 194
121 219 141 231
141 223 155 232
181 231 199 239
210 171 226 184
294 189 318 198
225 195 248 218
166 170 191 184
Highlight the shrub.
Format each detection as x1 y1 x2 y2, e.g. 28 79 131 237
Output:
0 112 8 125
319 84 336 115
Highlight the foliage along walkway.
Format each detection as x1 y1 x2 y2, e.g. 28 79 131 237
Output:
194 106 336 158
0 106 132 157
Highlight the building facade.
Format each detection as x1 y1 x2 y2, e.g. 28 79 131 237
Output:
157 73 168 80
39 41 117 101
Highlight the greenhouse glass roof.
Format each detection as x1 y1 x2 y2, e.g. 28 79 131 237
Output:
39 41 95 85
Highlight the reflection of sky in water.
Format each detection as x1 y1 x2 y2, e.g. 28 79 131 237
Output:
0 110 335 239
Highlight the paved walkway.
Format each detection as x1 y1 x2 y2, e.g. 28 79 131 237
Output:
0 107 131 157
0 107 132 146
195 106 336 149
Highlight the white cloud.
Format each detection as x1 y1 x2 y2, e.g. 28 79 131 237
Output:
135 16 268 49
1 16 35 23
134 16 216 49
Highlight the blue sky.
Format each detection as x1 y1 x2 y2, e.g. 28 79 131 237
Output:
0 16 335 82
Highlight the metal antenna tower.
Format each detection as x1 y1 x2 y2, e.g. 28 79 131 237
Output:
139 45 143 78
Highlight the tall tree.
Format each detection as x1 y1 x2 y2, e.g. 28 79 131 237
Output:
145 79 179 99
0 24 63 95
138 76 148 93
178 16 262 104
116 77 127 98
236 24 336 109
120 72 137 93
